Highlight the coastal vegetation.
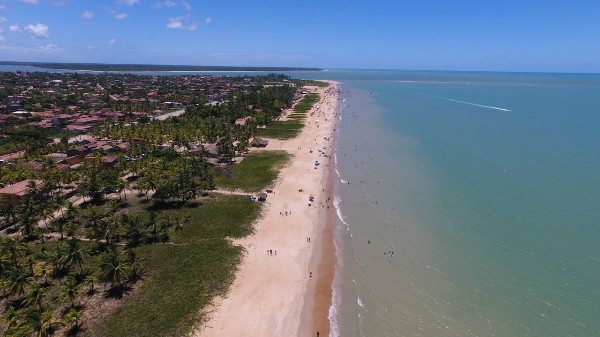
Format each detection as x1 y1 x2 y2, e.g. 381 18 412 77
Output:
98 194 261 337
0 70 324 336
256 93 320 139
214 151 290 192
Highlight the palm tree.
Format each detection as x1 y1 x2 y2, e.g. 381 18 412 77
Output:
16 197 41 240
21 307 54 337
126 249 144 281
62 239 85 275
24 283 46 310
60 278 79 307
3 306 21 331
0 203 18 226
64 201 80 223
116 178 128 201
63 307 82 332
5 267 32 299
98 251 129 289
84 274 95 293
1 238 27 269
35 264 52 286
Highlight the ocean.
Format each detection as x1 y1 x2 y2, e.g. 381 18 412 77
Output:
327 70 600 337
2 65 599 336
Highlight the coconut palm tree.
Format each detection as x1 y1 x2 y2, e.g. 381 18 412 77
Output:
5 267 32 299
35 264 52 286
3 306 20 330
126 249 144 281
0 203 18 226
63 307 82 332
20 307 54 337
60 278 79 308
62 239 85 275
24 283 46 310
98 251 129 289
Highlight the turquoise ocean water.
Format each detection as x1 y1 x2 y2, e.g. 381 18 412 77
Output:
2 66 599 336
325 70 600 336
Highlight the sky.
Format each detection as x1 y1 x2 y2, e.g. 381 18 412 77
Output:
0 0 599 72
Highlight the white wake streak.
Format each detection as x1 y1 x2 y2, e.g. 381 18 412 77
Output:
439 97 512 111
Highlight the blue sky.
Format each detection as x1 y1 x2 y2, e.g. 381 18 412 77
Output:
0 0 599 72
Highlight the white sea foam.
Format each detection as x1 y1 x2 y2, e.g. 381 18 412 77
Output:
357 295 365 308
333 195 349 227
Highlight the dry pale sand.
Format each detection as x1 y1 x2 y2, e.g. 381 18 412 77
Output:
193 82 340 337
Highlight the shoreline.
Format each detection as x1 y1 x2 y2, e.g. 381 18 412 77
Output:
194 81 340 337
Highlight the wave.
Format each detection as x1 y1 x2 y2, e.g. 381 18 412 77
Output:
437 96 512 111
329 192 346 337
333 195 349 228
357 295 365 308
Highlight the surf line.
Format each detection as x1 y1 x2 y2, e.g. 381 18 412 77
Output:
437 96 512 111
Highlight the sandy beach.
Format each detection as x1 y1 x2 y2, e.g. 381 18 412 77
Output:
194 82 340 337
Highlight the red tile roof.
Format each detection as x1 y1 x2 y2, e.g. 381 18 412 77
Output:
0 179 44 197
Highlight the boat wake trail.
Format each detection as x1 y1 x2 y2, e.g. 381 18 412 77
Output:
437 97 512 111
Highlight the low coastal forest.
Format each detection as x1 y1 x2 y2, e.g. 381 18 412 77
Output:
0 70 324 336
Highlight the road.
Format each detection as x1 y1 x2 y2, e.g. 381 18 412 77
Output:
154 108 186 121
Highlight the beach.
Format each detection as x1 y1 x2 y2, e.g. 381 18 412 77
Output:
194 82 340 337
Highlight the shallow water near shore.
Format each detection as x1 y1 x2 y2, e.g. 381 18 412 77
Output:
327 71 600 336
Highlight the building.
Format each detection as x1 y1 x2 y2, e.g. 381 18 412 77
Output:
0 179 45 206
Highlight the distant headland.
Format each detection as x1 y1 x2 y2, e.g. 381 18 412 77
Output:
0 61 323 72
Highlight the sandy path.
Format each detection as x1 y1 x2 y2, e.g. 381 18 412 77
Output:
194 83 339 337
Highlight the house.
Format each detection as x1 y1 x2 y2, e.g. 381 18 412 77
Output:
203 143 219 158
66 146 90 158
251 138 269 148
235 117 248 126
46 153 68 163
101 156 119 167
189 148 204 157
0 179 45 206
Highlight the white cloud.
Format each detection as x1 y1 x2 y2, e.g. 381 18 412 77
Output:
181 0 192 11
40 43 59 50
117 0 139 6
0 35 6 42
114 12 128 20
0 17 6 23
87 45 96 51
19 0 39 4
159 0 177 7
166 16 184 29
24 23 49 39
0 5 7 10
9 25 22 32
205 17 212 25
187 22 198 31
108 38 118 44
82 11 95 19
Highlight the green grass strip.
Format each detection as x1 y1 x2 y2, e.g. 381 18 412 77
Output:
256 120 304 139
294 93 320 113
213 150 290 192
